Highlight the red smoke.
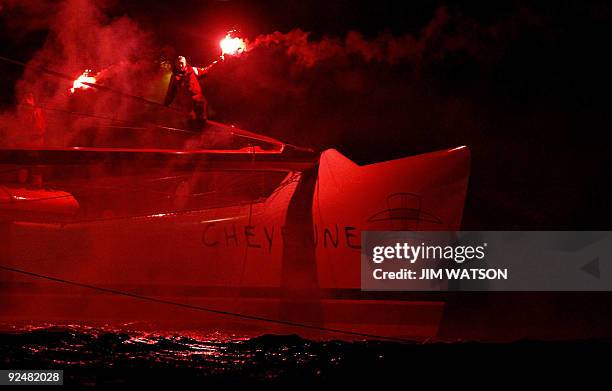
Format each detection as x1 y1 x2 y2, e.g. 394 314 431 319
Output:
1 2 527 149
202 6 526 151
246 7 514 69
1 0 174 147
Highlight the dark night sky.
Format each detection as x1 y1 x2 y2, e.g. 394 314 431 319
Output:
1 1 610 124
2 1 611 110
1 0 611 229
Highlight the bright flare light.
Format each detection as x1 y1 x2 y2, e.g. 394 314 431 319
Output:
220 32 247 58
70 69 97 93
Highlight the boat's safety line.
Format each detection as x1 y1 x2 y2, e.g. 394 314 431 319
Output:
0 55 182 113
0 55 196 134
0 264 415 344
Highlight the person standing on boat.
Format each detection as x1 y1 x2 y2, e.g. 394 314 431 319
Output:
164 55 215 130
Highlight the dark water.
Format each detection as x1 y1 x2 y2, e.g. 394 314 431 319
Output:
1 325 611 387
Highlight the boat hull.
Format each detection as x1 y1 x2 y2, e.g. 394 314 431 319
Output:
0 146 470 340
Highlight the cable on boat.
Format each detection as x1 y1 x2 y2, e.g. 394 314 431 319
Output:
0 55 182 113
0 264 415 344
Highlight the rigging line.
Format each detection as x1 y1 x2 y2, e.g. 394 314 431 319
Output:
0 264 413 344
18 103 138 126
0 194 73 206
0 167 30 175
0 54 183 113
17 103 197 134
0 55 74 82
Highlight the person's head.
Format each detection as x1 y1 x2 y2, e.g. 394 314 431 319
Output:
176 56 188 72
23 92 36 106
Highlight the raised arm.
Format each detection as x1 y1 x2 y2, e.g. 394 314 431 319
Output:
194 59 220 79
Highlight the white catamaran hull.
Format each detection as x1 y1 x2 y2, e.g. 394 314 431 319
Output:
0 145 470 340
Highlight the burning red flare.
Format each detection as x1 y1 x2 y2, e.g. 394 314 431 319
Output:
220 32 247 58
70 69 97 93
